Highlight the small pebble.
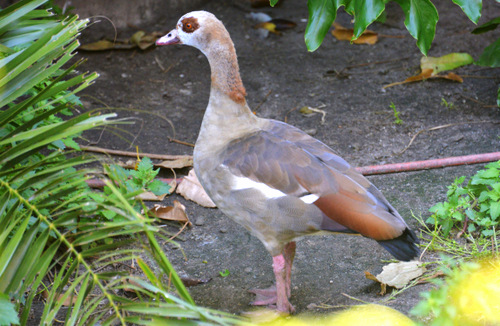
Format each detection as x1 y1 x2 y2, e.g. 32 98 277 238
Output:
220 227 228 233
304 128 317 136
194 216 205 226
244 267 252 273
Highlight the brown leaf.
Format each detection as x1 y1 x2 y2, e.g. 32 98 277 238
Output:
332 23 378 45
42 290 78 306
176 169 216 208
79 31 164 51
136 191 166 201
122 277 144 293
156 156 193 169
181 276 212 287
384 68 464 88
149 201 191 224
121 157 193 170
79 39 134 51
442 72 463 82
364 271 387 295
131 31 164 50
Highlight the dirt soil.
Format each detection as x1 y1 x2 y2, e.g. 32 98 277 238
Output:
77 0 500 318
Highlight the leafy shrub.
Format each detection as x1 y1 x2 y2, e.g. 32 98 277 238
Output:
427 161 500 237
412 258 500 325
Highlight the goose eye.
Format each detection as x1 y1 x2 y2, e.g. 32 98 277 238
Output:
185 23 192 29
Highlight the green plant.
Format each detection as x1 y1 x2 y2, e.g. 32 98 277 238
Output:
390 102 403 125
96 158 171 221
427 161 500 237
411 259 500 325
219 269 231 277
472 16 500 106
414 213 498 260
440 97 454 109
0 1 242 324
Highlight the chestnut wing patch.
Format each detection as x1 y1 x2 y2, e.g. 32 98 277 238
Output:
221 125 408 241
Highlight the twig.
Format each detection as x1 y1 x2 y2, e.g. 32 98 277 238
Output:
341 293 372 304
154 55 166 71
284 107 299 123
86 178 182 189
254 90 273 112
398 121 500 154
80 145 192 160
356 152 500 176
165 221 190 244
459 93 497 108
168 137 195 147
344 57 409 70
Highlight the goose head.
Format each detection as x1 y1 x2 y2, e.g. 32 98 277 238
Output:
156 11 232 56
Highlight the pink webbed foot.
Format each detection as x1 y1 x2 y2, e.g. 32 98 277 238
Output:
248 286 277 306
249 242 297 314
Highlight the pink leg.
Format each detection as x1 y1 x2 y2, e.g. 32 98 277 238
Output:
273 254 295 313
249 242 296 314
283 242 296 298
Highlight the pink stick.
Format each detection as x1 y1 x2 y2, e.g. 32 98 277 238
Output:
356 152 500 176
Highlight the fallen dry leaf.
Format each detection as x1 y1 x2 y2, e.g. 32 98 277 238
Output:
181 276 212 287
149 201 191 224
421 53 474 75
384 52 472 88
122 277 144 293
365 261 426 294
121 157 192 170
332 23 378 45
79 31 164 51
176 169 216 208
136 191 166 201
42 290 78 306
79 39 134 51
156 156 193 169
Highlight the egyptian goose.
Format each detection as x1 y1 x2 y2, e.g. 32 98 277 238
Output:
156 11 419 314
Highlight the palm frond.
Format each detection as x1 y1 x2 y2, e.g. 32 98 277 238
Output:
0 1 244 325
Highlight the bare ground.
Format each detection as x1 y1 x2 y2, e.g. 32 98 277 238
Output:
77 0 500 318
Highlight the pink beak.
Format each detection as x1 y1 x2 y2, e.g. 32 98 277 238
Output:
156 29 181 46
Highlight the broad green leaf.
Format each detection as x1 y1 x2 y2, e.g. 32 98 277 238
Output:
270 0 279 6
0 292 19 325
451 0 482 23
476 37 500 67
490 201 500 220
420 53 474 74
351 0 386 39
148 179 171 195
472 16 500 34
393 0 438 55
305 0 348 52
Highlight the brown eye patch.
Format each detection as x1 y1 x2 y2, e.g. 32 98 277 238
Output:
181 17 199 33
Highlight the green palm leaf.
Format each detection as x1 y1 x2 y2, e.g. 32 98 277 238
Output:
0 1 244 325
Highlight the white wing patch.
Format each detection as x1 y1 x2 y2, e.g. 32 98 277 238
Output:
232 175 319 204
300 194 319 204
232 176 286 199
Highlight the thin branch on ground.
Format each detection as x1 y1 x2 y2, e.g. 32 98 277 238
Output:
80 145 192 160
397 121 500 155
168 137 195 147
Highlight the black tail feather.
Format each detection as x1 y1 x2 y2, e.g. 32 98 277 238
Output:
377 228 420 261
